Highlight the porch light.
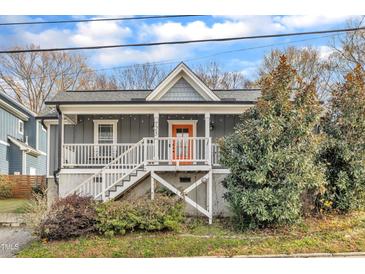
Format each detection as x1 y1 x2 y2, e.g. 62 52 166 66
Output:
210 122 214 131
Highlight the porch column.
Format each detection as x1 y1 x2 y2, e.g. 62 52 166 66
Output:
204 113 210 138
205 113 211 165
153 113 159 164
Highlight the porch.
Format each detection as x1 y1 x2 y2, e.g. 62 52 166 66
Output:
62 138 221 169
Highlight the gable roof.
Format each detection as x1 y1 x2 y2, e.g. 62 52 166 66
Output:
0 92 37 119
146 62 221 101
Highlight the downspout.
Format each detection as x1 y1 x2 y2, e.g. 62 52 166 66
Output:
54 105 62 193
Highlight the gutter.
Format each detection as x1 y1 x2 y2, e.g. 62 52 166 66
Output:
53 105 62 193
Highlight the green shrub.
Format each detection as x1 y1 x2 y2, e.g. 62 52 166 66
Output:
318 65 365 212
220 56 325 229
0 175 13 199
96 194 185 236
37 194 97 240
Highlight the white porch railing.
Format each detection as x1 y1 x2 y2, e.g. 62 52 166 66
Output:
144 137 211 165
62 138 221 167
63 143 133 167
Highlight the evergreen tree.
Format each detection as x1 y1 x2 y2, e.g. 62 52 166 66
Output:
220 56 325 229
320 65 365 212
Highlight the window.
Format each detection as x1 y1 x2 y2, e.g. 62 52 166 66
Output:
18 120 24 135
93 120 118 144
98 124 114 144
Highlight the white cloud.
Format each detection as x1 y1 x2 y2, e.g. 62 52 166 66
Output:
274 15 352 30
18 20 131 48
317 45 335 60
142 16 286 42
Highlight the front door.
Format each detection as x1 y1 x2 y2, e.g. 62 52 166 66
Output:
172 124 193 165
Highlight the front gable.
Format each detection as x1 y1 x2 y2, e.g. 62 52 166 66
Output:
146 63 220 101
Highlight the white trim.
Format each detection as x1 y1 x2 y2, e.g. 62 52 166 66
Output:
36 120 39 150
146 63 220 101
0 92 36 116
0 140 10 146
0 99 29 121
60 104 252 115
167 120 197 138
22 151 26 175
18 120 24 135
212 168 230 174
93 119 118 144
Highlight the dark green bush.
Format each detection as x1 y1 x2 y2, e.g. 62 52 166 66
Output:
0 175 13 199
318 65 365 212
220 56 325 229
38 194 97 240
96 194 185 236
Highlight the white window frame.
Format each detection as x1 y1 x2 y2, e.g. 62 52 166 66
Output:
18 120 24 135
167 120 197 138
93 120 118 144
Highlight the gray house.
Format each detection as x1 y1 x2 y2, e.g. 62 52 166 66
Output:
0 92 47 176
40 63 260 222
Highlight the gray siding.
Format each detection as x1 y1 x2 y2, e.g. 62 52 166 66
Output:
37 121 47 152
8 143 23 174
0 143 9 174
64 115 154 144
211 114 240 141
160 78 205 101
26 154 46 175
0 107 23 143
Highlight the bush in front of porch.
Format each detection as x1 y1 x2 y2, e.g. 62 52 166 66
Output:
30 193 185 241
96 194 185 236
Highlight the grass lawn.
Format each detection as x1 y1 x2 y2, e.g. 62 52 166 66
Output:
18 211 365 258
0 198 31 213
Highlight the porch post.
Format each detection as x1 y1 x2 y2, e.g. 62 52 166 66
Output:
204 113 210 138
153 113 159 164
208 170 213 224
204 113 211 165
151 176 155 200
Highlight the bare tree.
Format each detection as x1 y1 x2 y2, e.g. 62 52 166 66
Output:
0 44 103 113
258 47 333 100
111 63 166 90
329 16 365 76
194 61 249 89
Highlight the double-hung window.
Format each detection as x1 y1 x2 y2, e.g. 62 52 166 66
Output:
93 120 118 159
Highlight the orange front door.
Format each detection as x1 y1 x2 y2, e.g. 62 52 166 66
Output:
172 124 193 165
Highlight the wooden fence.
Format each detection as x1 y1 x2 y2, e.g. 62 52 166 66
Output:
3 175 46 199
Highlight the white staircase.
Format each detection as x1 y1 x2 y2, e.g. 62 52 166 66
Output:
66 139 149 201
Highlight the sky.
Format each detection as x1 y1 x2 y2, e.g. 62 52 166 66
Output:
0 15 359 79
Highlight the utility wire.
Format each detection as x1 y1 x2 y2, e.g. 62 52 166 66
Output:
1 33 340 81
0 26 363 54
0 15 205 26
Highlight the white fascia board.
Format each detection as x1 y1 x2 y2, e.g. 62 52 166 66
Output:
146 63 220 101
60 104 253 115
0 99 29 121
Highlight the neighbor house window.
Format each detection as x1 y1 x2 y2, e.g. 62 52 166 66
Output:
18 120 24 135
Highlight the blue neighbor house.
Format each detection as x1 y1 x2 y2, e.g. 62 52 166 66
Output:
0 92 47 176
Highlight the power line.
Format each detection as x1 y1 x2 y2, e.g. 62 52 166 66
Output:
0 26 363 54
1 32 341 82
0 15 205 26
